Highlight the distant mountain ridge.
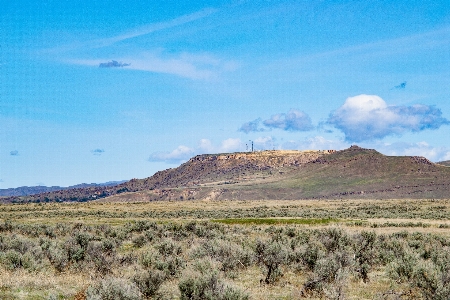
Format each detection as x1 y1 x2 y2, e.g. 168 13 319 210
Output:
0 181 127 197
2 146 450 203
437 160 450 167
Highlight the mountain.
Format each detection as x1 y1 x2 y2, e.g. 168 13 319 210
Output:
437 160 450 167
2 146 450 203
0 181 127 197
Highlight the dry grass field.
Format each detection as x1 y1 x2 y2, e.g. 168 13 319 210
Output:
1 198 450 299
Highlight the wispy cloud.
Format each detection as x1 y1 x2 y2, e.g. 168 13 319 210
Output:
89 8 217 49
45 8 217 54
69 51 238 80
266 26 450 73
46 7 234 80
10 150 19 156
328 94 449 142
240 109 314 133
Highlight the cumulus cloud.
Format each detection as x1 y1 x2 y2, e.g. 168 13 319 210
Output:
328 94 449 142
240 109 314 134
10 150 19 156
148 145 195 164
219 138 242 153
263 109 314 131
91 149 105 155
253 136 278 150
373 141 450 162
148 138 243 164
99 60 130 68
283 136 348 151
239 118 265 133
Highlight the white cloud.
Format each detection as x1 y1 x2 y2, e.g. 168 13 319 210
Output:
374 141 450 162
283 136 348 151
148 138 244 164
443 152 450 161
198 139 214 153
148 145 195 164
263 109 314 131
68 51 238 80
239 118 265 133
253 136 277 150
219 138 242 153
328 94 449 142
44 8 218 54
92 8 217 48
240 109 314 133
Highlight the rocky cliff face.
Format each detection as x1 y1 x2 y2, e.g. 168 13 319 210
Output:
189 150 335 169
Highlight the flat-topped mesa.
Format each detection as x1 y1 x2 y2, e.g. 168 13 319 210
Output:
189 150 336 168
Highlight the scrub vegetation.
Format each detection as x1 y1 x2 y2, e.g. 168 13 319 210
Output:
1 199 450 299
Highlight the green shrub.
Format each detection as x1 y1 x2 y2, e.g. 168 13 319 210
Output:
2 250 22 270
178 268 248 300
47 244 69 272
194 238 253 273
87 241 115 275
255 239 287 284
387 247 417 283
300 240 326 271
86 277 142 300
353 231 378 282
302 251 353 299
132 234 147 248
132 269 166 298
140 249 159 269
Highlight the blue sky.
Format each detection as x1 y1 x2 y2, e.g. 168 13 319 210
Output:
1 0 450 188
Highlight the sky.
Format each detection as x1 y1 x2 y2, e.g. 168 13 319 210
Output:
1 0 450 188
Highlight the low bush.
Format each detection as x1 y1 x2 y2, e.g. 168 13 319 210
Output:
132 269 166 298
86 277 142 300
178 262 248 300
255 239 287 284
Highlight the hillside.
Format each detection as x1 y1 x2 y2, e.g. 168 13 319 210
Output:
2 146 450 203
0 181 126 197
437 160 450 167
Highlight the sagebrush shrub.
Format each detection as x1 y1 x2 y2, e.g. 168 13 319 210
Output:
194 238 253 273
86 277 142 300
387 247 417 282
87 240 114 275
178 267 248 300
132 234 147 248
255 239 287 284
353 231 378 282
46 244 69 272
1 250 23 270
132 269 166 298
301 250 353 299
